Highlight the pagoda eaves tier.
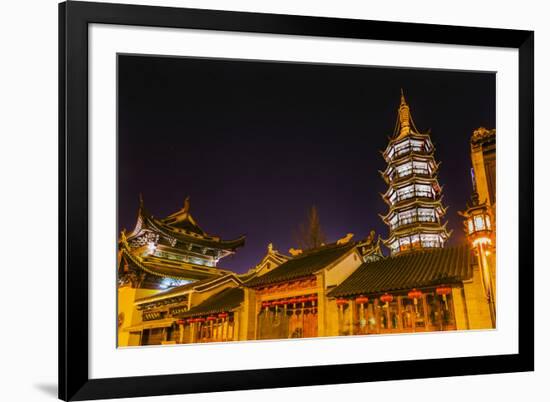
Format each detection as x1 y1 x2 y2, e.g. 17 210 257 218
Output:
118 196 245 288
380 91 450 255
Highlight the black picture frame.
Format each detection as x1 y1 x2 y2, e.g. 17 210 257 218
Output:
59 1 534 400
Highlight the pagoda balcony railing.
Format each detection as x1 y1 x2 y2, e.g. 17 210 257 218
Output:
390 146 428 161
391 190 434 204
390 216 438 230
390 168 431 182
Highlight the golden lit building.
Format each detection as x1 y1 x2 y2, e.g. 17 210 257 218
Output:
121 243 288 345
117 95 497 346
242 235 382 340
459 127 497 327
117 196 245 346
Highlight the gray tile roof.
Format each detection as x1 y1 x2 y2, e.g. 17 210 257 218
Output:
328 244 472 298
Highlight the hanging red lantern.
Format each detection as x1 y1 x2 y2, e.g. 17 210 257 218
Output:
408 289 422 299
262 301 271 308
195 317 205 323
380 293 394 304
436 286 452 309
218 312 228 319
408 288 422 313
298 296 309 304
336 298 348 306
308 295 318 306
355 295 369 304
206 316 217 321
436 286 452 296
176 319 185 325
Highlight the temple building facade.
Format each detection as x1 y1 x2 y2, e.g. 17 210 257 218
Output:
117 93 497 347
117 196 245 346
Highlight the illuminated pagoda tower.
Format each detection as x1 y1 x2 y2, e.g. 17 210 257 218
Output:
118 196 246 290
380 90 450 255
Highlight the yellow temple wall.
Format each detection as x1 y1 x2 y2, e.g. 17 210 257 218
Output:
117 287 160 347
324 251 363 287
239 287 258 341
462 266 493 330
471 146 491 206
321 251 363 337
451 287 470 330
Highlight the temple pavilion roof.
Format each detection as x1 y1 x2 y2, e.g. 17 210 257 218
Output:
244 242 357 288
176 287 244 318
118 240 233 281
328 244 472 298
126 196 245 251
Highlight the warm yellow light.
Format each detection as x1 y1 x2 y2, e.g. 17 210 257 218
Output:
473 237 492 247
485 250 491 256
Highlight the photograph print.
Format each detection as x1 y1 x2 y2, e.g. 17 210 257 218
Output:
116 55 496 347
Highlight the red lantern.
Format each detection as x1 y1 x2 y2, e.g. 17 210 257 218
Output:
206 316 217 321
195 317 205 323
380 293 393 304
355 295 369 304
408 289 423 302
288 298 298 306
336 298 348 306
298 296 309 304
218 312 228 319
308 295 318 306
176 319 185 325
436 286 452 309
262 301 271 308
436 286 452 296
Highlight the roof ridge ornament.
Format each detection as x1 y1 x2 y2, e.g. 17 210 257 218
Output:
183 196 190 214
337 233 354 245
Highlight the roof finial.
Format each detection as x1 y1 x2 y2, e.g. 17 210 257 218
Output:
397 89 411 138
183 196 190 213
139 193 144 207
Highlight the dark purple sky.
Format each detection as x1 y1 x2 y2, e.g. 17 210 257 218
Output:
118 55 495 273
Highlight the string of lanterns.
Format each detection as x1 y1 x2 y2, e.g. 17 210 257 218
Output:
176 312 232 326
262 294 318 311
333 286 452 311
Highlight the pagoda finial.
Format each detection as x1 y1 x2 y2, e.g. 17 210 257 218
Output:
138 193 144 207
397 89 411 138
183 196 190 214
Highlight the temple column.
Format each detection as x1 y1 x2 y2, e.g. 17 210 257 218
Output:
316 273 327 337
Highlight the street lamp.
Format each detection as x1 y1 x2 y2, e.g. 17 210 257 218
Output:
459 192 496 327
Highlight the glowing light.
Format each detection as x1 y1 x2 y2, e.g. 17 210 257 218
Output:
147 241 157 255
472 237 492 247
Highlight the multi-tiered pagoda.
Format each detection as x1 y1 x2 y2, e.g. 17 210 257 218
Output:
380 91 450 255
118 196 246 290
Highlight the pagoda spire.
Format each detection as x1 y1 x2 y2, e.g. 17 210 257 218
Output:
397 88 411 139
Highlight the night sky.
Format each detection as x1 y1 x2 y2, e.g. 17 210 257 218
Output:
118 55 495 273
